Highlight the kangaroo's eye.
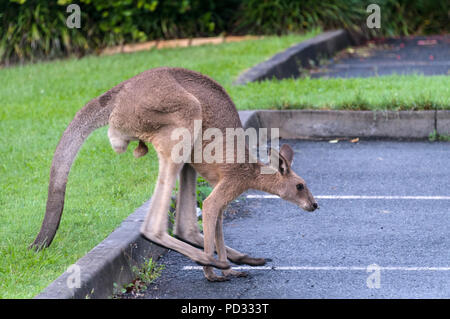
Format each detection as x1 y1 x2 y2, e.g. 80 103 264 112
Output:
296 183 304 191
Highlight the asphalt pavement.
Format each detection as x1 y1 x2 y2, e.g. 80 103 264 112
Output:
136 140 449 299
310 35 450 78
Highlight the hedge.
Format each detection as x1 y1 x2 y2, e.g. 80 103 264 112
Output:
0 0 448 64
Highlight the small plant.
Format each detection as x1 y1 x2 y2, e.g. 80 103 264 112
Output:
113 258 164 297
429 129 438 142
429 130 450 142
134 258 164 288
439 134 450 142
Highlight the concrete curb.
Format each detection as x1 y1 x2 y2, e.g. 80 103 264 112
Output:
234 29 363 85
240 110 450 139
35 199 166 299
437 110 450 136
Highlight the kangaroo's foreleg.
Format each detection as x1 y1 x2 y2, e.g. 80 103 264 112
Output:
174 164 267 267
140 156 229 270
201 183 230 281
215 209 249 279
201 181 260 281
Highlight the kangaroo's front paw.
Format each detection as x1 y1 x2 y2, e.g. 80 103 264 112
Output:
204 266 229 282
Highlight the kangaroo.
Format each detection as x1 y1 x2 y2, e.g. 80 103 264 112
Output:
31 67 318 281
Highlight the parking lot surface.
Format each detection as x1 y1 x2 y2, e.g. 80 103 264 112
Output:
311 35 450 78
139 140 449 299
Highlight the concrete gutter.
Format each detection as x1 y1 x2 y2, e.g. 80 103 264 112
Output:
240 110 450 139
35 199 166 299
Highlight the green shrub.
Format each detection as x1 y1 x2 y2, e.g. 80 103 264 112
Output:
0 0 241 64
234 0 448 36
0 1 85 64
1 0 448 64
378 0 449 36
234 0 366 35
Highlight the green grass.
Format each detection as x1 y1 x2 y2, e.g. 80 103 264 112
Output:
235 75 449 110
0 29 449 298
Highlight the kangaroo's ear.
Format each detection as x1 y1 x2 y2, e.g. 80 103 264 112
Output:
268 146 291 175
279 144 294 166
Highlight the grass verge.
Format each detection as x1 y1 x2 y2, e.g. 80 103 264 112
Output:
235 75 449 111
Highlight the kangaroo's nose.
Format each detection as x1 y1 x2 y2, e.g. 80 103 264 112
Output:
312 203 318 210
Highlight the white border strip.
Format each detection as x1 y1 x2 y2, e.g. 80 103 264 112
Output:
245 195 450 200
183 266 450 271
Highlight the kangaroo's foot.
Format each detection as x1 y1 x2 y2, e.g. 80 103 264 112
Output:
140 231 230 270
232 255 270 266
175 232 268 266
222 268 249 278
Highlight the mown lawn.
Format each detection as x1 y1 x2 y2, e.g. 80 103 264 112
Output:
236 75 449 110
0 29 449 298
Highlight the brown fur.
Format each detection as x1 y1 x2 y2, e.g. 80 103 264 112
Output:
31 67 317 281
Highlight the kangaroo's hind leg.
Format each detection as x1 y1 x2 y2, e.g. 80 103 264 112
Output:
139 101 230 270
174 164 201 243
140 151 229 270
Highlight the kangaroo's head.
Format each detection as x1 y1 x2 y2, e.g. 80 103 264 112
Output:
268 144 318 212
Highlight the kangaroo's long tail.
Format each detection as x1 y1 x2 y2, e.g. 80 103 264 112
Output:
30 86 122 250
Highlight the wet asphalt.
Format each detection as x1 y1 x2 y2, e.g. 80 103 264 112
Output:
134 140 450 299
310 35 450 78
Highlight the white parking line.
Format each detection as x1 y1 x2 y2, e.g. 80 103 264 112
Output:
183 266 450 271
245 195 450 200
